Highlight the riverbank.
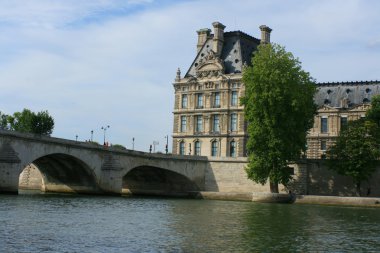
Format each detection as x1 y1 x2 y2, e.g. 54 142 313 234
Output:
195 191 380 207
295 195 380 207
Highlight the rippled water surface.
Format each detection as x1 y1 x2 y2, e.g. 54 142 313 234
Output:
1 194 380 252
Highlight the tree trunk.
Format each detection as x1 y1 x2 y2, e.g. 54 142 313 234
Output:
356 182 361 197
270 181 279 193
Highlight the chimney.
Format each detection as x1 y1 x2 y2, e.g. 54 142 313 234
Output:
259 25 272 44
212 21 226 56
197 28 211 53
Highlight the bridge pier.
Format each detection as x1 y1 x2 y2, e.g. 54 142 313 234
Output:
0 163 22 193
99 170 123 195
0 142 22 193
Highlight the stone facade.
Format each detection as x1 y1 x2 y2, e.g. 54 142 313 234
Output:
172 22 264 157
172 22 380 158
307 81 380 158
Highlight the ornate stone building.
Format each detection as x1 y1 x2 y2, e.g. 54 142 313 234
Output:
307 81 380 159
172 21 380 158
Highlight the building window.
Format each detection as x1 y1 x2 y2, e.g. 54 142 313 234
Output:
181 94 188 108
213 115 220 132
230 113 237 131
231 91 238 106
196 94 203 108
230 141 236 157
181 116 187 132
214 92 220 107
179 141 185 155
194 141 201 156
340 116 348 130
321 117 328 133
211 141 218 157
196 115 203 132
320 140 327 151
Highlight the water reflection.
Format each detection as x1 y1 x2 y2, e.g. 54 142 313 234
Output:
1 194 380 252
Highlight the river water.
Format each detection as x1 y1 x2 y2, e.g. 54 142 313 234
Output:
1 194 380 252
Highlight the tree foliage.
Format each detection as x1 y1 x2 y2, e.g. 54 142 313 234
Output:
366 95 380 125
31 110 55 135
241 43 316 192
0 111 9 130
327 119 380 196
6 109 54 135
8 109 35 133
327 95 380 195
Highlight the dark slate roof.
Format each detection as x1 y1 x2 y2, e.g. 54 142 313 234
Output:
315 80 380 107
185 31 260 77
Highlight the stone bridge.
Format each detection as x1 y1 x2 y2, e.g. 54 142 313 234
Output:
0 130 209 196
2 130 377 199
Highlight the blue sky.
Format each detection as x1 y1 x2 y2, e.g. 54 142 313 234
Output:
0 0 379 152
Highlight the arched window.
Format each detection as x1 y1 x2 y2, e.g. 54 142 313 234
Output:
179 141 185 155
211 141 218 157
230 141 236 157
194 141 201 156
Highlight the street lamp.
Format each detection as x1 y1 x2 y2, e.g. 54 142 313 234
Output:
90 130 94 142
164 135 168 154
75 134 78 142
101 125 110 145
132 137 135 150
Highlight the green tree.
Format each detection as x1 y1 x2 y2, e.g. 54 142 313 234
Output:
8 109 54 135
8 109 35 133
30 110 54 135
327 119 380 196
0 111 9 130
241 43 316 193
366 95 380 126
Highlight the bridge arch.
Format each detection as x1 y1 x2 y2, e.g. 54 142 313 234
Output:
19 153 101 194
122 165 200 197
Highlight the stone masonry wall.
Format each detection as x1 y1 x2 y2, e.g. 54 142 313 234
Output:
305 160 380 197
19 164 43 190
205 158 287 193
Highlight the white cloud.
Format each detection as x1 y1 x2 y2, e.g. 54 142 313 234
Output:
0 0 153 28
0 0 379 151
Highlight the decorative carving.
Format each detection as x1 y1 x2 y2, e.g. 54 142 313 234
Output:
195 50 225 79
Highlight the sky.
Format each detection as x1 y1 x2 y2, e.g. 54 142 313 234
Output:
0 0 379 152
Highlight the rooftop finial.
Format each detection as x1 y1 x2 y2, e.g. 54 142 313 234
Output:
175 68 181 81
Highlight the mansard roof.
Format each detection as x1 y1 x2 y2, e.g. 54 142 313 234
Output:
185 31 260 78
315 80 380 108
